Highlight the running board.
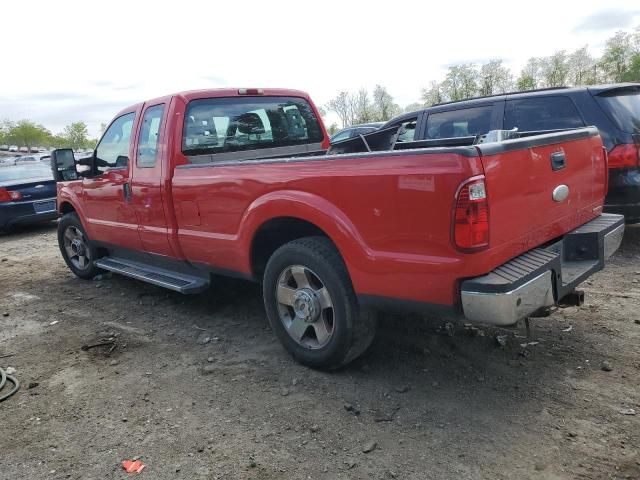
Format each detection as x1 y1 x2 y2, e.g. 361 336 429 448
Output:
94 257 209 294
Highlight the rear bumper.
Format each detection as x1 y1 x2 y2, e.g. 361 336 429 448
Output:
0 198 59 229
460 213 624 326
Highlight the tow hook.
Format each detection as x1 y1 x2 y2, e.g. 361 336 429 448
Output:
558 290 585 307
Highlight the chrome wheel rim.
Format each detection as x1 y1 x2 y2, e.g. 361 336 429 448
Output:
63 226 91 270
276 265 335 349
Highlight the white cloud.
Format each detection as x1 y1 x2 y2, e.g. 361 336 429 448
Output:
1 0 637 136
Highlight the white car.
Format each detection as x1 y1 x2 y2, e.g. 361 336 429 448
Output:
9 145 18 152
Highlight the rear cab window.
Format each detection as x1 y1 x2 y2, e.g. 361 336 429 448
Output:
504 96 584 132
594 88 640 133
182 96 324 162
425 106 493 139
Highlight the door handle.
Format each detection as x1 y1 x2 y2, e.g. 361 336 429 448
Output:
551 151 566 171
123 182 132 203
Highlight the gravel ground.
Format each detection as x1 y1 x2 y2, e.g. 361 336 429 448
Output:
0 222 639 480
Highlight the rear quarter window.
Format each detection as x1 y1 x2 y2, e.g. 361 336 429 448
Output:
182 96 324 161
595 89 640 133
504 96 584 131
425 106 493 139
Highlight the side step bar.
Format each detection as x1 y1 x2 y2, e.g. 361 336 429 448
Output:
94 257 210 294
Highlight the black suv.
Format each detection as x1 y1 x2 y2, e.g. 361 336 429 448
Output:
383 83 640 222
330 122 385 144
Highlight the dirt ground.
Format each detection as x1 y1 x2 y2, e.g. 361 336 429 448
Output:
0 223 639 480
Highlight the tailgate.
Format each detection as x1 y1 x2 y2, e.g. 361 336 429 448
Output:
477 127 606 252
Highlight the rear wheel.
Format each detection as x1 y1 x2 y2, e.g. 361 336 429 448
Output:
263 236 377 370
58 213 103 280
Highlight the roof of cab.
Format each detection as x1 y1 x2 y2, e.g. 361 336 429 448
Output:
112 88 313 119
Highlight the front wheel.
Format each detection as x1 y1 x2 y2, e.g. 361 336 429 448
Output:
263 236 377 370
58 213 104 280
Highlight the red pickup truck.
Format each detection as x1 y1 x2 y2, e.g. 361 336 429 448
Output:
50 88 624 369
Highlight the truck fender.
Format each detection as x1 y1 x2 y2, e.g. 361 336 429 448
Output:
57 190 91 236
237 190 372 276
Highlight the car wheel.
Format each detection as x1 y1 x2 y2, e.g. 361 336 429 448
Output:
263 236 377 370
58 213 104 280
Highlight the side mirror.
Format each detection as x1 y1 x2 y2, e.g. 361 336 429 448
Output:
50 148 78 181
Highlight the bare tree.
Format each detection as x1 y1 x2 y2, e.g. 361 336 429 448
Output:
353 88 374 124
479 59 513 96
326 92 352 128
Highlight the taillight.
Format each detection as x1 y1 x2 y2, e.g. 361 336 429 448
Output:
0 188 22 203
454 177 489 251
608 144 640 169
238 88 264 95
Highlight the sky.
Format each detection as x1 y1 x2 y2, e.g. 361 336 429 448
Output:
1 0 639 137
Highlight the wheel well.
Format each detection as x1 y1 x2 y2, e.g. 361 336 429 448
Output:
251 217 331 280
59 202 76 215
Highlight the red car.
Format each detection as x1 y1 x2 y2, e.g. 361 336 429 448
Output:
51 88 624 369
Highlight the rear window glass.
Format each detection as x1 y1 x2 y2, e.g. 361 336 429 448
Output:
426 106 493 139
504 96 584 132
0 164 53 182
182 96 324 158
596 89 640 133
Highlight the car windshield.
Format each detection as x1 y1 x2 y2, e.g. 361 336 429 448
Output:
0 163 53 182
596 89 640 133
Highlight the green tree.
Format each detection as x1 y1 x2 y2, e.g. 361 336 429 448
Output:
479 59 513 96
541 51 569 87
421 81 446 106
516 58 542 91
0 120 13 145
442 64 478 101
404 102 424 113
568 46 597 86
63 121 89 150
7 120 50 150
372 85 400 121
327 122 339 135
599 31 634 82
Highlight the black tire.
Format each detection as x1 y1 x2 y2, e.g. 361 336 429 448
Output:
263 236 377 370
57 213 104 280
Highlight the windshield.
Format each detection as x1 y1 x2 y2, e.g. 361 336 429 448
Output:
0 163 53 182
596 88 640 133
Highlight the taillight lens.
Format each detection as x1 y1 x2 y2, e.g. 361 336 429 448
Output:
0 188 22 203
608 144 640 169
454 177 489 251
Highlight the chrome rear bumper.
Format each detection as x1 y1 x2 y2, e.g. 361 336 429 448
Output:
460 213 624 326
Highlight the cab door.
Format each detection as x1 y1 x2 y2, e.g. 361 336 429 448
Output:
82 111 144 251
130 102 174 256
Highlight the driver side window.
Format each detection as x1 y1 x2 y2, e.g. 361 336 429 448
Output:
95 112 135 172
